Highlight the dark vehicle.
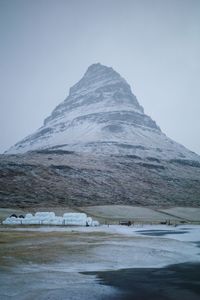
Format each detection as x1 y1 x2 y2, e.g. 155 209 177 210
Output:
119 221 132 226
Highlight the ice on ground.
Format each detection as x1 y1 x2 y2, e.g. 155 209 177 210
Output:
1 223 200 300
0 271 119 300
1 224 200 271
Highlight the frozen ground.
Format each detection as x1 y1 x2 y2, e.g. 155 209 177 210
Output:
0 271 119 300
0 224 200 299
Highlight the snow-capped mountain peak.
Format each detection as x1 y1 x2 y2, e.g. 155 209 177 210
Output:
6 63 199 161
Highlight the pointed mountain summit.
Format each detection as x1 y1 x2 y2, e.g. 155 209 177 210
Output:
7 63 199 161
2 63 200 208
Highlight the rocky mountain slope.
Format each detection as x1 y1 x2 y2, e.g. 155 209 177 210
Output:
1 63 200 208
0 151 200 208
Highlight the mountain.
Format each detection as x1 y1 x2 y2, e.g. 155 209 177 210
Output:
6 63 199 161
1 63 200 208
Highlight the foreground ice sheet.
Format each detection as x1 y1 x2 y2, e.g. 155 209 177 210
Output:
1 224 200 300
2 224 200 271
0 271 119 300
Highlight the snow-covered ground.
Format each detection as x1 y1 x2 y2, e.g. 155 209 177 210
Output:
2 224 200 271
1 224 200 300
0 270 118 300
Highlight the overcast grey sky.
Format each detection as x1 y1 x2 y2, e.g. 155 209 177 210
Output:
0 0 200 154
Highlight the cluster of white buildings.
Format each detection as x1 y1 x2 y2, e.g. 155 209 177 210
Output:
3 212 99 226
